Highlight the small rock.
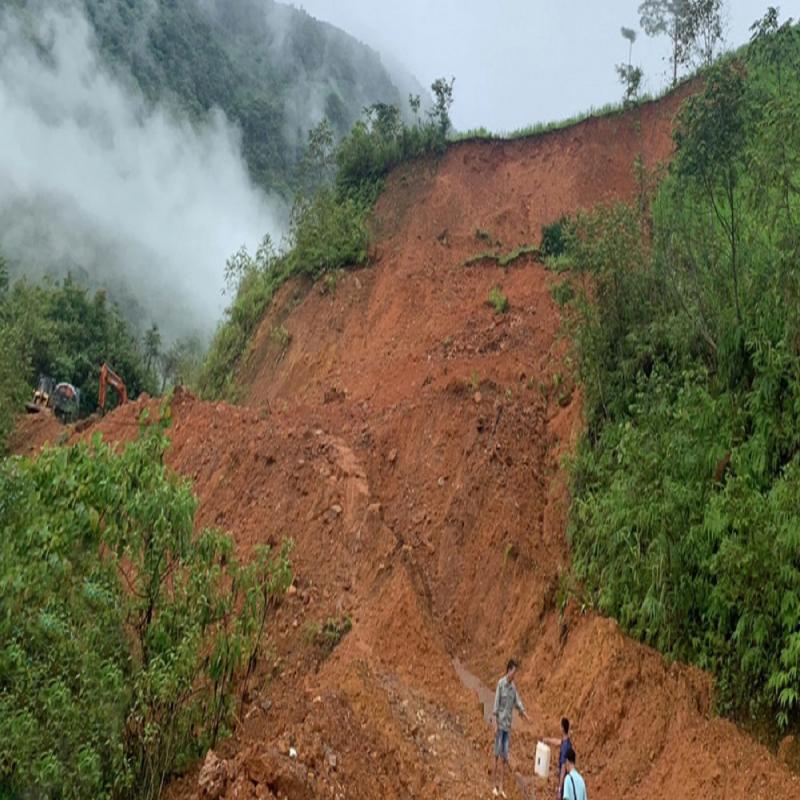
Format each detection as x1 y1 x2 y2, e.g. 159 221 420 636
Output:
287 584 298 597
388 448 398 464
327 752 338 770
437 476 446 487
198 750 229 800
473 392 482 404
289 746 298 759
331 504 343 515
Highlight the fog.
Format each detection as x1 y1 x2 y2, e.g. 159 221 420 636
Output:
295 0 784 133
0 2 284 339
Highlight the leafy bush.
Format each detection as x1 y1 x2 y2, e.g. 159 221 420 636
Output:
199 237 292 400
487 285 509 314
0 411 292 798
566 16 800 732
540 217 570 258
286 190 369 278
306 616 353 658
550 280 575 308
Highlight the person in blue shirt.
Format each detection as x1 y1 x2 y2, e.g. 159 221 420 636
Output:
541 717 572 799
562 747 587 800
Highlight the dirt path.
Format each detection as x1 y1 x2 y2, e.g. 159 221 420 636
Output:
14 83 800 799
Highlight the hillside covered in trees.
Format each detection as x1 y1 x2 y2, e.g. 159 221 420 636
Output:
79 0 420 195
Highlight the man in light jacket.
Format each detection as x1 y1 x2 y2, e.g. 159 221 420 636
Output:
492 659 528 798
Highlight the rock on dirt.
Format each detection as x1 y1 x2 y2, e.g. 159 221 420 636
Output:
197 751 229 800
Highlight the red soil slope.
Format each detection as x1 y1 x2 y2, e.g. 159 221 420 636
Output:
15 86 800 799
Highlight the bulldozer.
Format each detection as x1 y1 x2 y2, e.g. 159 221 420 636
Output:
26 375 81 423
98 363 128 412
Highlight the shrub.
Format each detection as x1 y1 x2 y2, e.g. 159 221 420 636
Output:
540 217 570 258
318 617 352 656
487 285 509 314
0 410 292 798
200 237 291 400
270 325 292 348
550 280 575 308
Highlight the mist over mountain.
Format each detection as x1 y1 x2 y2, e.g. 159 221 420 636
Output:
82 0 424 194
1 0 421 338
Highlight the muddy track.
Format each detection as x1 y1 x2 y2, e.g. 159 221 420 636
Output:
17 82 800 799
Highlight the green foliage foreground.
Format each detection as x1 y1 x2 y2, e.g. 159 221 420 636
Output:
560 14 800 732
0 410 292 799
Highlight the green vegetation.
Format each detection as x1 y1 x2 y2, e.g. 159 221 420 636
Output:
200 84 455 399
318 616 353 656
487 285 509 314
463 244 538 268
452 101 636 143
540 218 570 259
0 272 158 450
549 280 575 308
562 16 800 732
0 258 27 447
270 324 292 349
0 410 293 798
638 1 724 86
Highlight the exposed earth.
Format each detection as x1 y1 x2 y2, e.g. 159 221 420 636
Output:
14 83 800 799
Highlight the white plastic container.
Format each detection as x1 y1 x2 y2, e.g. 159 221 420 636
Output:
534 741 551 779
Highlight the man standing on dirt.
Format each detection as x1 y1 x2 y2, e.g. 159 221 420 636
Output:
541 717 572 799
492 659 528 798
562 747 587 800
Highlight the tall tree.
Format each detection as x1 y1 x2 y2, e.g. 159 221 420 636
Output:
638 0 694 85
688 0 725 66
617 27 643 106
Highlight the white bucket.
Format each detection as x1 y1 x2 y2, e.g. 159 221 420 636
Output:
534 741 550 779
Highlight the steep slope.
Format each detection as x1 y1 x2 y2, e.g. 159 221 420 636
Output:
20 86 800 798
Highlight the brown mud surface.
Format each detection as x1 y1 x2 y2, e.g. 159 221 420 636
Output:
14 86 800 799
8 409 67 455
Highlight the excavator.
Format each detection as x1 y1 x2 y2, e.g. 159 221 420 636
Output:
98 363 128 412
24 363 127 425
26 376 81 422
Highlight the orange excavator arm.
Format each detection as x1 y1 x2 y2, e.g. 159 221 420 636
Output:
98 363 128 410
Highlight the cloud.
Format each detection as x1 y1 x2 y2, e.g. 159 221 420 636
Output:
0 2 284 339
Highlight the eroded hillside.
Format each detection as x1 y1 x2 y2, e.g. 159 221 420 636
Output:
17 84 800 799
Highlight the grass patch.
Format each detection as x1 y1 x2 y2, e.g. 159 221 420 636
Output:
487 285 509 314
463 244 539 269
270 325 292 348
550 280 575 307
306 616 352 657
